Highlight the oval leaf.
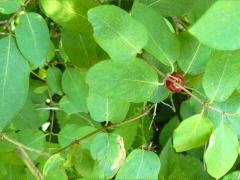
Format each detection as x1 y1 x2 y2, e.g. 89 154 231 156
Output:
116 149 161 180
86 59 159 103
61 68 88 113
177 32 211 75
0 36 29 130
90 133 126 179
87 93 130 123
132 2 179 66
43 154 67 180
0 0 22 14
189 1 240 50
40 0 96 33
15 12 50 67
46 67 63 95
203 50 240 102
88 5 148 61
61 28 97 68
173 114 213 152
204 123 239 178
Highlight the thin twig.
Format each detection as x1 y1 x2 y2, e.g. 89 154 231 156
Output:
1 134 51 157
52 104 155 154
16 146 44 180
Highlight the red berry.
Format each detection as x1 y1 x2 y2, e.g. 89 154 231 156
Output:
165 72 184 93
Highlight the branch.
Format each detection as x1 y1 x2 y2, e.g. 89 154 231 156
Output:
52 104 155 154
1 133 51 157
16 146 44 180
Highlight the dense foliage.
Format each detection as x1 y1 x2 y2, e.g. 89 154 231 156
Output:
0 0 240 179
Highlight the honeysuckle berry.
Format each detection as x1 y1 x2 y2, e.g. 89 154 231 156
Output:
165 72 184 93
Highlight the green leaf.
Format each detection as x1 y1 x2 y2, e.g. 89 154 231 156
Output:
16 129 46 160
46 67 63 95
188 0 217 23
0 0 22 14
61 67 88 113
90 133 126 179
15 12 50 67
61 28 97 68
203 50 240 102
40 0 96 33
204 123 239 178
88 5 148 61
159 140 211 179
0 36 29 130
116 149 161 180
12 97 49 130
132 2 179 66
43 154 67 180
223 171 240 180
159 116 179 146
113 119 139 151
74 147 95 178
177 32 211 75
87 93 130 123
56 111 98 129
86 59 159 103
207 93 240 136
138 0 196 17
58 124 97 149
173 114 213 152
189 1 240 50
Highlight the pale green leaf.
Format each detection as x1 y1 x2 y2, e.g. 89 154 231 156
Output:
86 59 159 103
88 5 148 61
223 171 240 180
58 124 97 149
189 1 240 50
40 0 96 33
43 154 67 180
16 129 45 160
0 0 22 14
178 32 211 75
15 12 50 67
0 36 29 130
61 68 88 113
90 133 126 179
205 123 239 178
74 147 95 178
87 93 130 123
132 2 179 66
173 114 213 152
116 149 160 180
46 67 63 95
203 50 240 102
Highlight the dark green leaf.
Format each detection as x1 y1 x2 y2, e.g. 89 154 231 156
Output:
61 68 88 113
46 67 63 95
